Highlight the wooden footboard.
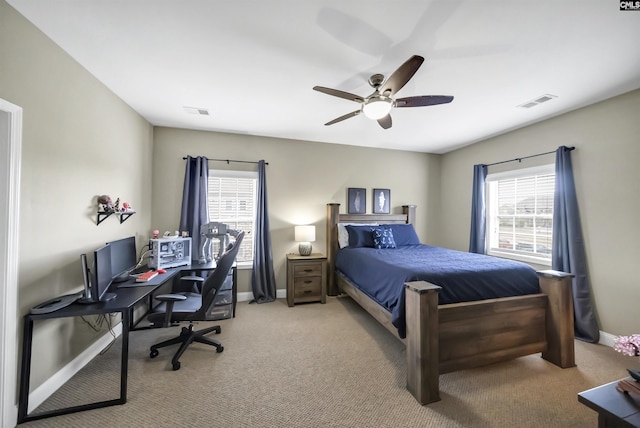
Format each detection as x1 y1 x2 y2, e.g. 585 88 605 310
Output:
326 203 576 405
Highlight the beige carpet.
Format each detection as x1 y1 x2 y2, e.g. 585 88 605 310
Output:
22 296 632 427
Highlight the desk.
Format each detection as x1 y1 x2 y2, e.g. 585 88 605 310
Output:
579 378 640 427
17 261 230 424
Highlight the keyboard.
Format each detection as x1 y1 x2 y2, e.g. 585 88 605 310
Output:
135 270 159 282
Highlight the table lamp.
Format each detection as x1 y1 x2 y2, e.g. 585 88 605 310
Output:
295 225 315 256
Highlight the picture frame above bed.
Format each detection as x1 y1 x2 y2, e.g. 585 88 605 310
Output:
347 188 366 214
373 188 390 214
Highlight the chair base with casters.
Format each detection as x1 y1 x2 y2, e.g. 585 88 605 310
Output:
149 322 223 371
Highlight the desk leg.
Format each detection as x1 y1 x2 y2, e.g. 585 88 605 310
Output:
17 315 34 424
120 309 130 403
17 312 129 424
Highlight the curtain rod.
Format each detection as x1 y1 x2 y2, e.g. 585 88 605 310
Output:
485 146 574 167
182 157 268 165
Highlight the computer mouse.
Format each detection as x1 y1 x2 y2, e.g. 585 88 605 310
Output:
157 269 166 274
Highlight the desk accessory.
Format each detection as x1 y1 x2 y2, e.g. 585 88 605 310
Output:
30 294 80 314
136 270 159 282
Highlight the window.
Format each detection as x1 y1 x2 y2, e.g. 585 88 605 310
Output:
207 170 257 266
486 164 555 265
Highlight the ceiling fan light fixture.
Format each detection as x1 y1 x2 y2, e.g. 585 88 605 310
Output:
362 97 393 120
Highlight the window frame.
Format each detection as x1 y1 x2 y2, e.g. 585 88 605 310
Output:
485 164 555 266
207 169 257 269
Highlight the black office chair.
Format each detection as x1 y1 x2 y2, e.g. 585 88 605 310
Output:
148 231 244 370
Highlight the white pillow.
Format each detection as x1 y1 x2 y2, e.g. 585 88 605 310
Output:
337 223 378 249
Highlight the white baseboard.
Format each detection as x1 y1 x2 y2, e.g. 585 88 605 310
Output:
28 323 122 413
599 330 616 348
237 288 286 302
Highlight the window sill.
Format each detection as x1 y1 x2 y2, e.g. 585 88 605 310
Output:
235 261 253 270
487 249 552 267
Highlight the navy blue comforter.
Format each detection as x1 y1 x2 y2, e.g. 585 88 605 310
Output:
335 244 540 338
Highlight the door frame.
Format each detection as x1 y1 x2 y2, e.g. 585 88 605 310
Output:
0 98 23 427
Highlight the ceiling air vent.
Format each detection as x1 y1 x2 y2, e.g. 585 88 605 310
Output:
183 106 210 116
517 94 557 109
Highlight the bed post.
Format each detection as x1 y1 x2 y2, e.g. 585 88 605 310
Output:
404 281 442 404
402 205 416 225
327 203 340 296
537 270 576 368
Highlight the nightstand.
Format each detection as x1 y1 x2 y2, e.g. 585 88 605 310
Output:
286 253 327 307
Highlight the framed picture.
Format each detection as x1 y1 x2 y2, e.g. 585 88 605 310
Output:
373 188 390 214
347 188 366 214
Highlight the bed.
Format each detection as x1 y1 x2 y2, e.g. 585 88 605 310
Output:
326 203 575 404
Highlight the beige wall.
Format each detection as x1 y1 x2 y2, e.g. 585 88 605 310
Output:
5 0 640 400
152 127 440 293
1 0 153 389
439 89 640 336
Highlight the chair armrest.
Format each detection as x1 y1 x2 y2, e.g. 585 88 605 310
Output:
154 294 187 327
156 294 188 302
180 275 205 283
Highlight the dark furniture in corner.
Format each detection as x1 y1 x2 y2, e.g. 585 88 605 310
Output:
148 231 244 370
579 379 640 427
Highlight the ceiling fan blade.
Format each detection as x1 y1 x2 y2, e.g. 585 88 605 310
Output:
313 86 364 103
378 55 425 97
325 110 361 126
377 114 392 129
395 95 454 108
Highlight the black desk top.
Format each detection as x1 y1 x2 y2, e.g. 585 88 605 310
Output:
579 379 640 427
27 261 218 321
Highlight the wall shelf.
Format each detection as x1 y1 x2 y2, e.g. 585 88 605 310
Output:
97 211 136 225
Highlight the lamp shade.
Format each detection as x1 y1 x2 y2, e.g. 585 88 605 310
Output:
294 225 316 243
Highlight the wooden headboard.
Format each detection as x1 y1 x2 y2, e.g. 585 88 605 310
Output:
325 203 416 296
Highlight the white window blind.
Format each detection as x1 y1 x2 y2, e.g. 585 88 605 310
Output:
207 170 257 265
486 164 555 264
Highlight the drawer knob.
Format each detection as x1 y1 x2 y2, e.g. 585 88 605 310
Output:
303 269 313 272
303 290 312 294
304 280 312 284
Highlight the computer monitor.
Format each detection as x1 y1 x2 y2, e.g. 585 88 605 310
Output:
92 244 116 302
78 253 93 303
107 236 137 283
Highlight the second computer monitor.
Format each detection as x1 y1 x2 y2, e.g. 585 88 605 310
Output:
108 236 137 283
93 244 116 302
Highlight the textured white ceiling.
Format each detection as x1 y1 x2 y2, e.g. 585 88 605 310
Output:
9 0 640 153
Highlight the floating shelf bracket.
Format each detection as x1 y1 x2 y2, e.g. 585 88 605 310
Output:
96 211 114 225
96 211 135 225
118 212 136 224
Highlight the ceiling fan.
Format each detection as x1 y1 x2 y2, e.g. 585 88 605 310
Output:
313 55 453 129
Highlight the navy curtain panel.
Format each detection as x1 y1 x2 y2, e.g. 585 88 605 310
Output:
552 146 599 342
469 164 488 254
179 156 209 262
251 160 277 303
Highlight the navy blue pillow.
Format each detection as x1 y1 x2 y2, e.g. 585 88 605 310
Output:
372 227 396 249
380 224 421 246
346 225 375 248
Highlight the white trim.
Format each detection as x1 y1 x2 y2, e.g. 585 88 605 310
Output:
237 289 286 302
599 330 616 348
0 98 22 428
210 169 257 179
486 163 555 182
27 325 122 413
486 249 552 267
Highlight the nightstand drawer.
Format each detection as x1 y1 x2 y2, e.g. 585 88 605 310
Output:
293 263 323 277
293 276 322 298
